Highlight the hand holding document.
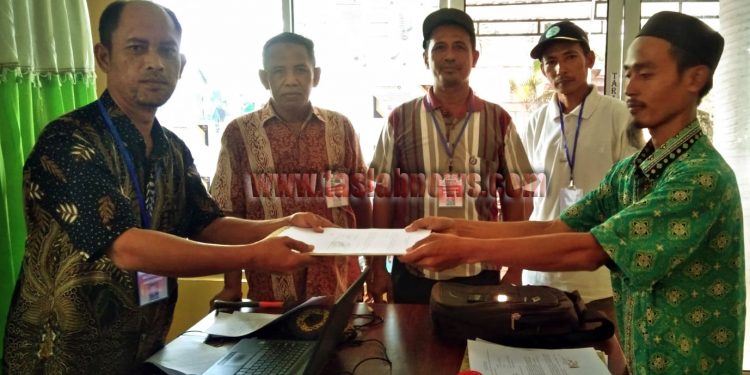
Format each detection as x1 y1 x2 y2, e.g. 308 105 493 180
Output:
467 339 609 375
277 227 431 256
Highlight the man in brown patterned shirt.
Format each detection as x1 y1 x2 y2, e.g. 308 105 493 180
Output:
3 3 329 374
210 32 371 304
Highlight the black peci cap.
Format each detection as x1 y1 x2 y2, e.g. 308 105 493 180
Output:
422 8 476 49
530 21 590 59
638 11 724 71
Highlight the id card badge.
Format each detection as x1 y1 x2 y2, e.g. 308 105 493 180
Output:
438 174 464 207
325 171 349 208
559 185 584 211
137 272 168 306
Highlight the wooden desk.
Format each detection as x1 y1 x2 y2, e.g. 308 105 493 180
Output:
331 304 625 375
145 303 464 374
331 303 466 375
146 303 625 375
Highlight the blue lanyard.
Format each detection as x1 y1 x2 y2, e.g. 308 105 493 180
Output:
557 93 588 185
429 104 473 172
97 100 152 228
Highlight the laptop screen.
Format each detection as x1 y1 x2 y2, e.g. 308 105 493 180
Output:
302 266 370 375
203 266 371 375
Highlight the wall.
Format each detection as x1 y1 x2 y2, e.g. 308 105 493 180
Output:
166 275 248 342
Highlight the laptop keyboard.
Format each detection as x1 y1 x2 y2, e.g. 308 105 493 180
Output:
236 340 313 375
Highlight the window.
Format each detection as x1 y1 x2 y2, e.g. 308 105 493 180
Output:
153 0 441 180
466 1 609 128
293 0 439 164
154 0 283 183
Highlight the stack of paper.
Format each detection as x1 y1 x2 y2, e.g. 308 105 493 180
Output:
467 339 610 374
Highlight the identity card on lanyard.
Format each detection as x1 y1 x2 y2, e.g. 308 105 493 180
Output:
557 94 588 212
431 104 472 208
97 100 169 306
324 170 349 208
438 174 464 207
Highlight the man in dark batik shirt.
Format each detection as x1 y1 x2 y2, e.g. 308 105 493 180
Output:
3 2 330 374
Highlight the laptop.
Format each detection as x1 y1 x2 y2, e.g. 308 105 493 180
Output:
203 266 370 375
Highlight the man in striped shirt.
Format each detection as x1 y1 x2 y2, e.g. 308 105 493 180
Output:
368 8 534 303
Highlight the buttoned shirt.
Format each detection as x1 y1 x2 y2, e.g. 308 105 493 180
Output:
562 120 745 374
3 91 223 374
521 88 639 302
370 88 533 280
210 101 365 300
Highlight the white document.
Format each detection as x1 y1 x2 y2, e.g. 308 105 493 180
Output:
277 227 431 255
146 333 226 375
467 340 609 375
205 312 280 337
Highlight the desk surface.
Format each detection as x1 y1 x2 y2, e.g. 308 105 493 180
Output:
334 303 466 375
148 303 624 375
147 303 464 375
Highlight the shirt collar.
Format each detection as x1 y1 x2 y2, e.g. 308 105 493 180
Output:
259 100 321 127
548 85 600 121
425 87 485 113
99 90 168 159
634 120 703 180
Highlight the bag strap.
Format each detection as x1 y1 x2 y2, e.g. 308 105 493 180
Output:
568 308 616 343
564 290 616 343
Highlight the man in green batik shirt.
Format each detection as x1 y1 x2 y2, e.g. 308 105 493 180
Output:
399 11 744 374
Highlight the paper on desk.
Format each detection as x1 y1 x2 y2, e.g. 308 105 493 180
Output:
467 339 609 375
205 312 280 337
277 227 431 255
146 333 226 375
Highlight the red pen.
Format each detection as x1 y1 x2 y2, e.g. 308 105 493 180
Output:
213 299 285 309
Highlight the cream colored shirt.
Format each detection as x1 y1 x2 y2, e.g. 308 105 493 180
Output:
520 88 640 302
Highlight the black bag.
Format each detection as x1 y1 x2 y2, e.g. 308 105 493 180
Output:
429 282 615 348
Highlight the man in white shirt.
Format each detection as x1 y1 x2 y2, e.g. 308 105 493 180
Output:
520 20 643 328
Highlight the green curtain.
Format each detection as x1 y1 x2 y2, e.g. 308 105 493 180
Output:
0 0 96 356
